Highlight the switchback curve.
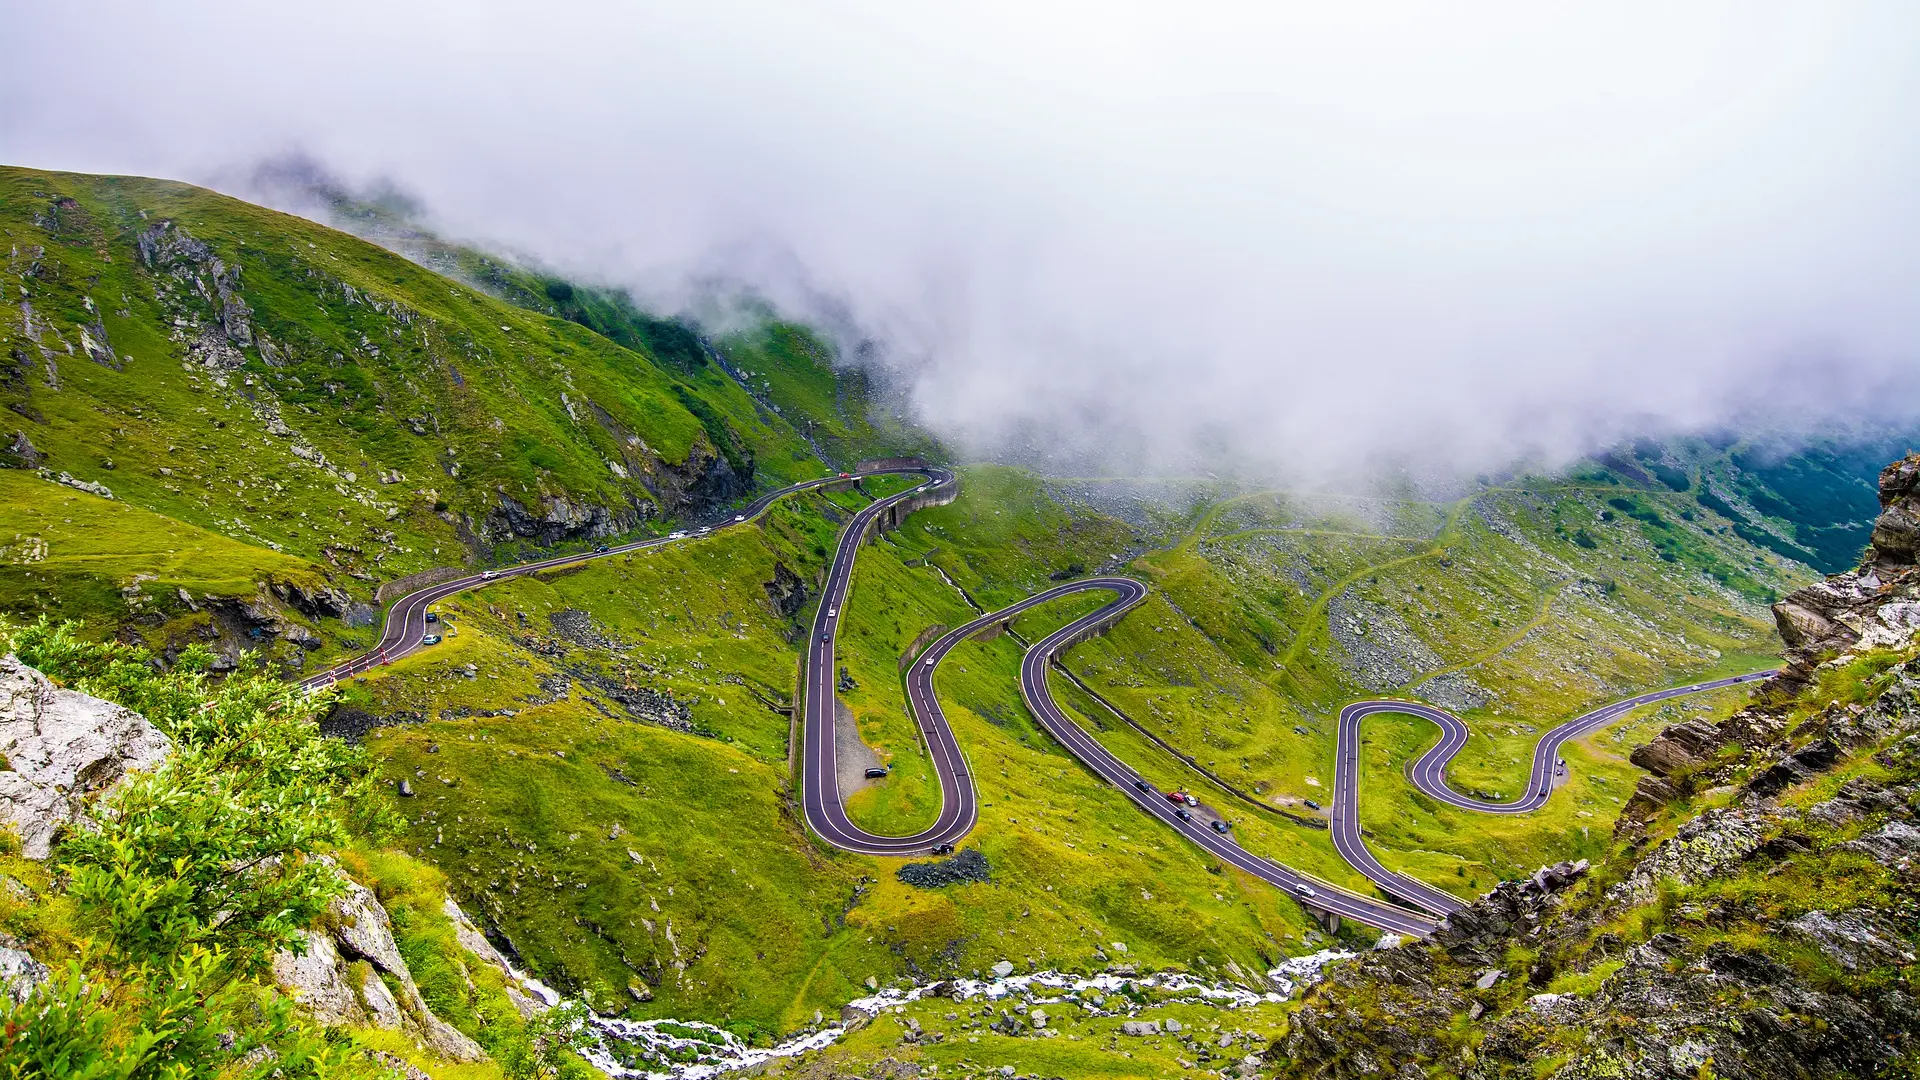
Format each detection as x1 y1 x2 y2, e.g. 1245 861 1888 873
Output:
1330 672 1775 915
310 464 1773 938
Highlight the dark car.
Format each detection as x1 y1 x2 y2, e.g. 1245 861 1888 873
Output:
864 767 889 779
1133 780 1151 793
1303 798 1321 811
424 612 438 623
1210 819 1231 834
595 545 610 553
932 843 955 856
1175 808 1192 821
422 634 442 646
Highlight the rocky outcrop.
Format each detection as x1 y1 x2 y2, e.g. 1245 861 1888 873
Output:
1771 453 1920 690
764 560 810 621
442 896 551 1019
647 436 749 519
897 848 991 889
0 943 49 1004
1626 717 1721 777
272 859 485 1062
1 430 42 469
270 577 354 621
0 655 172 858
1273 453 1920 1080
482 489 638 546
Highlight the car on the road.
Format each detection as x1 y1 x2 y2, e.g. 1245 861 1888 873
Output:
669 531 687 540
425 612 438 623
1296 884 1317 899
734 515 745 522
422 634 441 645
1210 819 1231 833
481 570 497 579
1175 808 1192 821
595 545 610 553
924 655 937 667
1133 780 1151 793
828 608 837 617
838 472 851 478
821 631 830 642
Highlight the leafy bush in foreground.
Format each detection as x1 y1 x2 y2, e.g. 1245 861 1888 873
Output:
0 620 388 1078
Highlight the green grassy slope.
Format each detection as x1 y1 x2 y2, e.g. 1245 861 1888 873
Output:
348 485 1333 1038
0 165 926 665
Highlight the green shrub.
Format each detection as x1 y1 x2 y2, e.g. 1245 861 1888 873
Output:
0 619 394 1077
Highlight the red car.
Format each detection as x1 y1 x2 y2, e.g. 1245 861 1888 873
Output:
838 472 851 478
1166 791 1188 805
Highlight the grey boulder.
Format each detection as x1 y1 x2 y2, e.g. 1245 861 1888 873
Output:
0 654 172 858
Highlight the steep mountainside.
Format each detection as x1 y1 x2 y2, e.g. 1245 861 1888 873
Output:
1272 454 1920 1079
0 165 921 669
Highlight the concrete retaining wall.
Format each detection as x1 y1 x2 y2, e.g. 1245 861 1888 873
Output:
864 482 959 542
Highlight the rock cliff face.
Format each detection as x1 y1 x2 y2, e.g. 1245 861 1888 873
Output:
270 858 495 1062
1272 454 1920 1080
1771 452 1920 691
0 654 172 858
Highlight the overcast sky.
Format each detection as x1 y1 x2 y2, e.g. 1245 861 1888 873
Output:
5 2 1918 478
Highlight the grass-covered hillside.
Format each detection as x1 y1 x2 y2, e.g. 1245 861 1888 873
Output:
1586 426 1920 575
334 457 1826 1037
0 165 922 671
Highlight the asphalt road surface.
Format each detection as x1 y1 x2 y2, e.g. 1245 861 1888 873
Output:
309 464 1774 937
1330 670 1776 915
299 467 941 692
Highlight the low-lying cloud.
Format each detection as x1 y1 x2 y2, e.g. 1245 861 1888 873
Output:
5 2 1918 480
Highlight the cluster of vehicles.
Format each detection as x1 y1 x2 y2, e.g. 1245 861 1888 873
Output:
1130 780 1230 832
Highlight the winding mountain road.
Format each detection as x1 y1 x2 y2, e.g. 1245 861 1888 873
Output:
298 466 942 692
311 463 1774 936
1330 672 1773 915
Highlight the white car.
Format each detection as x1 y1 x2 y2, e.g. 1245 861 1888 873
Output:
828 608 838 617
734 515 745 522
924 656 937 667
669 531 687 539
481 570 497 579
1296 885 1316 899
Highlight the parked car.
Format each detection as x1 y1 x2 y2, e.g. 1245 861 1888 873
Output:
424 612 438 623
1210 819 1231 834
864 767 889 779
1303 798 1321 811
422 634 441 646
932 843 955 855
1184 794 1199 808
1166 791 1188 804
